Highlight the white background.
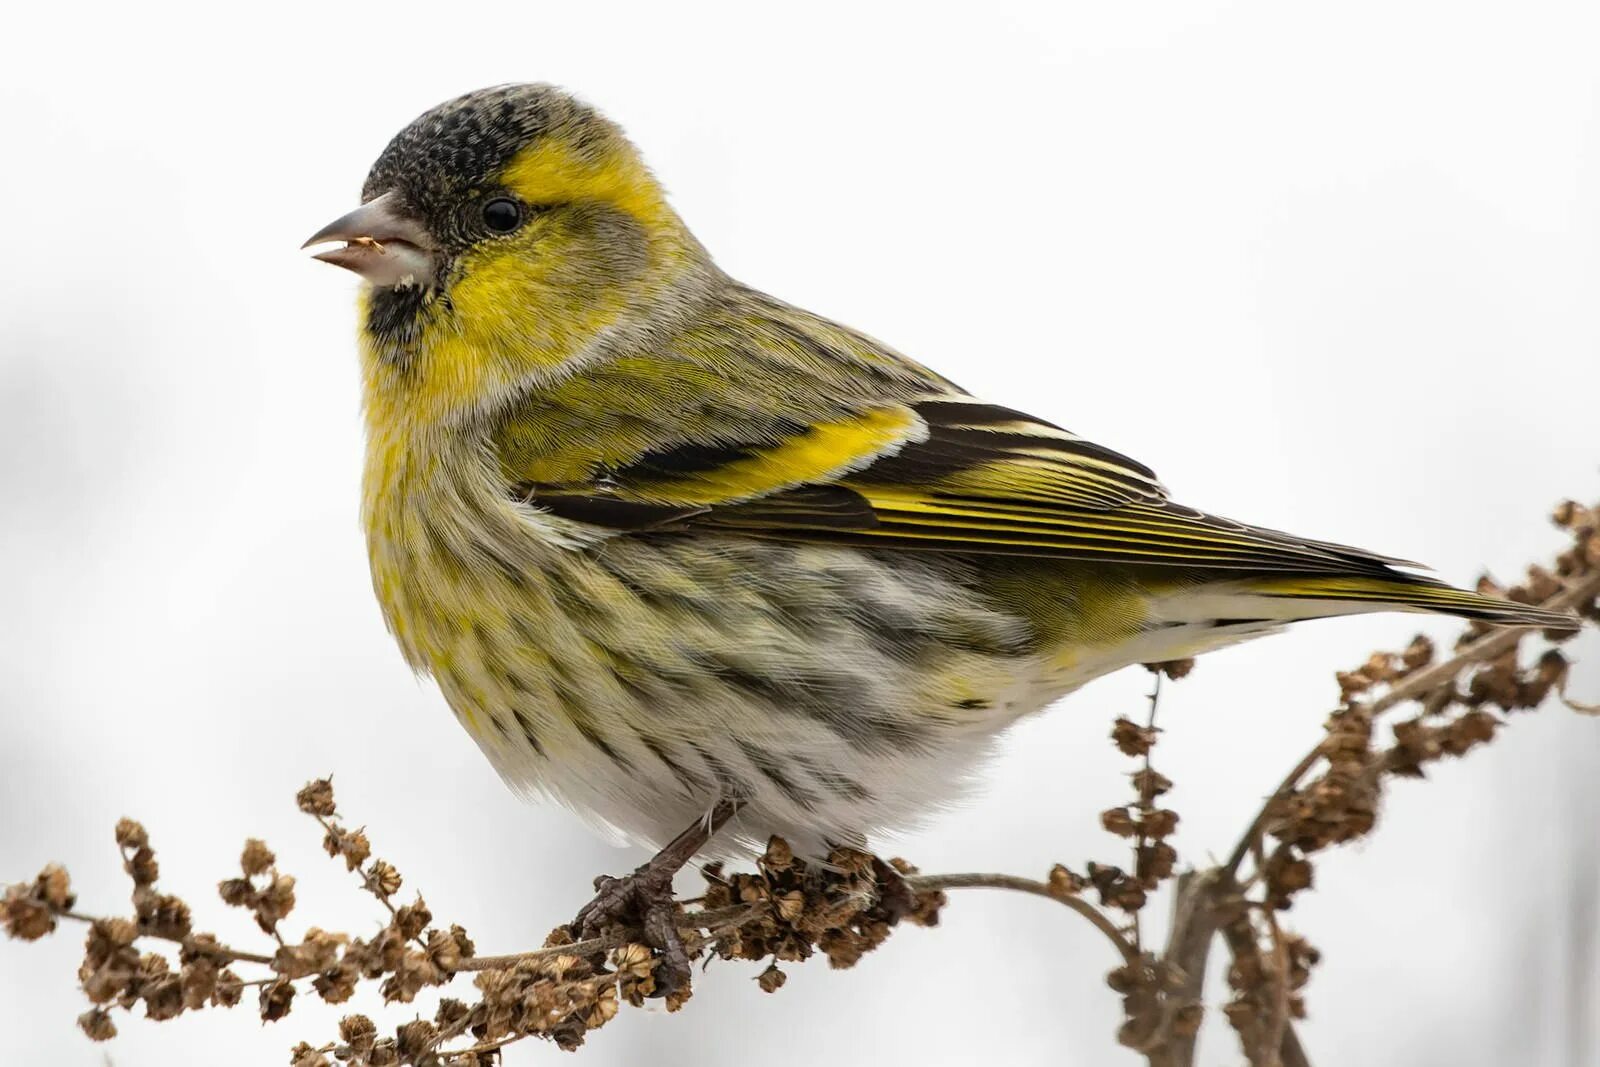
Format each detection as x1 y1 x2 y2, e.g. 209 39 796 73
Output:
2 2 1597 1064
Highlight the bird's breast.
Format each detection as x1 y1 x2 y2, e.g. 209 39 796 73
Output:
359 426 583 713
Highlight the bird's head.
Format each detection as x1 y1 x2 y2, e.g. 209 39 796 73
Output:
306 84 704 421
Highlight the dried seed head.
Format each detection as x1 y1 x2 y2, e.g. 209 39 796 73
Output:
1401 634 1436 673
290 1042 333 1067
586 983 619 1028
380 947 441 1003
1141 809 1180 839
296 779 338 818
141 967 185 1022
217 877 253 908
274 935 340 980
394 898 431 940
239 839 275 877
1336 669 1376 701
77 1008 117 1042
367 1038 400 1066
1131 768 1173 797
259 978 295 1022
180 957 218 1010
757 963 788 993
448 924 476 959
1 886 55 941
1136 842 1177 885
1047 864 1088 898
253 874 297 932
212 969 243 1008
775 890 806 922
1101 807 1139 838
426 927 464 973
114 818 149 851
35 864 74 910
1145 658 1195 680
434 997 471 1030
395 1018 439 1059
611 943 654 979
322 824 372 872
366 861 402 899
98 916 139 948
127 846 159 888
762 836 795 871
1111 718 1158 757
339 1013 378 1052
313 962 360 1004
135 889 192 940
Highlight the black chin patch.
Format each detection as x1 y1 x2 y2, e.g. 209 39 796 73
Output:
365 284 437 360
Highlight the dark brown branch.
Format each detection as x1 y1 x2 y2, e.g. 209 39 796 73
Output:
1152 870 1232 1067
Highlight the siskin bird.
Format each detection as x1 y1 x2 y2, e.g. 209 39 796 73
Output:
305 84 1573 938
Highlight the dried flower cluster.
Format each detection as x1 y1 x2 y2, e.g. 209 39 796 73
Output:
3 779 942 1064
4 499 1596 1067
1202 497 1600 1065
700 838 943 984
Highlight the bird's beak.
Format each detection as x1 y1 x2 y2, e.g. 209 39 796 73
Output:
303 191 439 288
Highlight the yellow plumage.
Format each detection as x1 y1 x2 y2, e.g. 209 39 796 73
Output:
307 83 1572 858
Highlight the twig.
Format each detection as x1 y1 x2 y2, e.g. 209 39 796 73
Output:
1154 870 1231 1067
903 873 1137 962
8 501 1592 1065
1365 573 1596 720
52 909 276 966
1224 569 1600 877
452 904 759 973
1261 904 1291 1066
1134 672 1164 952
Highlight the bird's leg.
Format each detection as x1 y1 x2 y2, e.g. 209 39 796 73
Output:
571 798 739 995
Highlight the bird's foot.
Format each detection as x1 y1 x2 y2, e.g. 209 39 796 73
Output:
572 862 692 995
568 799 739 997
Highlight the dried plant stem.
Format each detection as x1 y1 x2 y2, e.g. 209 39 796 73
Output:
1224 750 1325 880
308 811 435 958
1153 870 1230 1067
53 909 276 967
1216 918 1281 1067
1134 673 1164 952
1224 568 1600 877
1261 905 1291 1065
7 499 1593 1067
903 873 1137 962
453 904 760 973
1278 1026 1313 1067
1365 574 1598 720
440 1033 522 1059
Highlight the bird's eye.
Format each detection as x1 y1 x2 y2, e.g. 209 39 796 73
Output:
481 197 523 234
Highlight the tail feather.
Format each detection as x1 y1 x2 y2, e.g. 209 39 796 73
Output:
1233 574 1578 631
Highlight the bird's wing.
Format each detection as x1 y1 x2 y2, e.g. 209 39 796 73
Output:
509 393 1414 576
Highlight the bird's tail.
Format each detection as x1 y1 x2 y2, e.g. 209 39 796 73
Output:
1216 574 1576 630
1152 573 1578 632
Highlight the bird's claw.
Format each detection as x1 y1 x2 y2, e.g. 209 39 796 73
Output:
571 865 692 996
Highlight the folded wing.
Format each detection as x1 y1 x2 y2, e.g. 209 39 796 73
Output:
513 395 1420 578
